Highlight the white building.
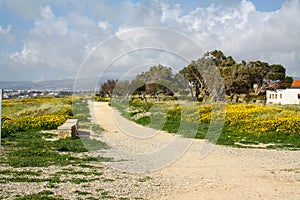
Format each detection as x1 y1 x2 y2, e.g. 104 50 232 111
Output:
266 89 300 104
266 80 300 105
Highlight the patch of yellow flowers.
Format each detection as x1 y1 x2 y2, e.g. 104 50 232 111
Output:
2 96 72 134
225 104 300 136
2 114 69 133
174 103 300 136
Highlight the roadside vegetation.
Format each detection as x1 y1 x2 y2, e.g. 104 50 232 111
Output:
1 96 109 166
0 96 113 199
2 96 71 138
112 98 300 150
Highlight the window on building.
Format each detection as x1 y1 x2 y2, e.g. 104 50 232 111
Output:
272 94 274 99
275 94 277 99
280 94 282 99
298 94 300 99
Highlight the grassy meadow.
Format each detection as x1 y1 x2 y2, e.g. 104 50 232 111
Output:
1 97 71 138
0 96 112 200
1 96 108 166
112 98 300 150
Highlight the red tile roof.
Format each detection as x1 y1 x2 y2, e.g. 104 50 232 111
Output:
291 80 300 88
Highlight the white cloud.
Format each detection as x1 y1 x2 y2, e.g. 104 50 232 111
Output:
0 24 11 34
9 5 71 68
164 0 300 77
6 4 114 79
216 0 300 76
0 25 14 45
1 0 300 81
40 5 55 19
161 3 182 22
10 42 43 65
97 21 111 30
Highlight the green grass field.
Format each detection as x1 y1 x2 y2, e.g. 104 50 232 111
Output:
1 96 109 166
112 98 300 150
0 96 112 199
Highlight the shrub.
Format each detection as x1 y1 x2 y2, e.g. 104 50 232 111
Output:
95 96 110 102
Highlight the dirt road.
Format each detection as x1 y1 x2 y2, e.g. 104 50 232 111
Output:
90 101 300 200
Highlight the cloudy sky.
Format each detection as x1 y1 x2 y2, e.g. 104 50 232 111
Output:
0 0 299 82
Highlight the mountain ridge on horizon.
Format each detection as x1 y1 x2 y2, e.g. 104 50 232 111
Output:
0 77 107 91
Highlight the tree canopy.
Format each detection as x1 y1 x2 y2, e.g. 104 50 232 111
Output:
99 79 117 97
132 64 175 99
179 50 293 101
98 50 293 102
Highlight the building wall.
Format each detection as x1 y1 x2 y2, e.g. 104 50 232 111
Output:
266 89 300 105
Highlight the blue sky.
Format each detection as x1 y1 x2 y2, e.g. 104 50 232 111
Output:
250 0 287 11
0 0 299 81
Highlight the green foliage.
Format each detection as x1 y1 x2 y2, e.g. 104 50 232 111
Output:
138 176 152 182
100 191 115 199
95 96 110 102
129 99 154 111
98 79 117 97
54 138 109 153
2 95 108 150
1 130 108 167
179 50 292 101
2 114 69 137
72 99 90 123
0 170 42 176
53 170 103 176
0 97 112 199
102 178 115 182
14 191 65 200
134 116 151 126
5 149 77 168
166 105 181 121
91 123 104 134
1 97 72 138
70 178 100 184
114 100 300 150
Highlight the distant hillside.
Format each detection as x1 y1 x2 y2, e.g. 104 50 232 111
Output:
0 78 104 91
0 81 35 90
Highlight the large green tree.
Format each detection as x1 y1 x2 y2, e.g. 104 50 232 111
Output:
209 50 292 100
99 79 117 97
131 64 175 100
181 50 292 102
180 51 225 101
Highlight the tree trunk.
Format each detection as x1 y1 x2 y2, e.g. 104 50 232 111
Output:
235 95 239 103
142 92 147 102
195 85 200 100
156 92 160 101
189 86 194 97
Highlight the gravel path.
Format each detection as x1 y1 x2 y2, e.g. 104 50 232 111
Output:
89 101 300 200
